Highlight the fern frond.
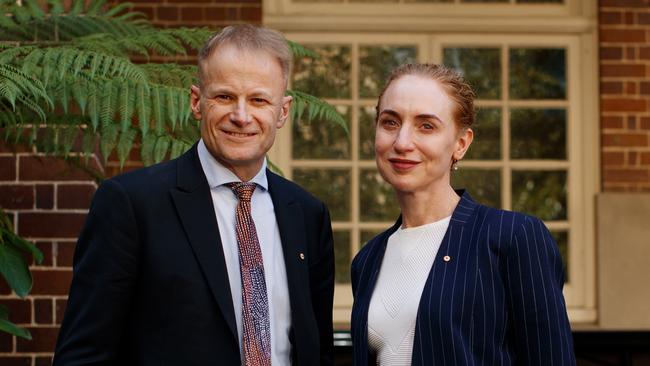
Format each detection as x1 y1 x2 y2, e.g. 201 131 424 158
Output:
99 119 118 164
286 90 348 133
287 40 319 59
136 81 150 137
116 127 137 168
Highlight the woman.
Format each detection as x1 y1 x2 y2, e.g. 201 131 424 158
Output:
350 64 575 365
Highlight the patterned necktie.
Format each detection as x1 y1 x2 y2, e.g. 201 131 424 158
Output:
227 182 272 366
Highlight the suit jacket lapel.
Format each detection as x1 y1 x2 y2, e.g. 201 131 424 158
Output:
169 144 238 341
266 171 312 355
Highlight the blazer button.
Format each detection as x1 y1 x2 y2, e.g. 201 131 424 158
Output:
299 252 305 260
443 255 451 262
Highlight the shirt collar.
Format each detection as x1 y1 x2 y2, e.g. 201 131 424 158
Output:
197 139 268 191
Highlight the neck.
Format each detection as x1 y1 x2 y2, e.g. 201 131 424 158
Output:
396 184 460 228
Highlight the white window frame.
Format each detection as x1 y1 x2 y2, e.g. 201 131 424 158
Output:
265 0 598 326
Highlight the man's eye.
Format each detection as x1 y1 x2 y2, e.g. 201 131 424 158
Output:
251 98 268 104
215 95 232 101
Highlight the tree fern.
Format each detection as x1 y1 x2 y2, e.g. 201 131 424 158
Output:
1 0 344 171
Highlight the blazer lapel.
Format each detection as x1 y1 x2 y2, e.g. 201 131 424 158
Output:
169 145 238 341
266 171 312 358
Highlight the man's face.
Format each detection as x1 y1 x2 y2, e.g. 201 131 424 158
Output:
190 45 292 181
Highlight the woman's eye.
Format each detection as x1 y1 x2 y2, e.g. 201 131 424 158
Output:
421 123 434 130
380 119 398 128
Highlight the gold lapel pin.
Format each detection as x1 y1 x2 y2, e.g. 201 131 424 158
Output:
299 253 305 260
443 255 451 262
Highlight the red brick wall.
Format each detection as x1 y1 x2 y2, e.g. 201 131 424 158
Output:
0 1 260 365
600 0 650 192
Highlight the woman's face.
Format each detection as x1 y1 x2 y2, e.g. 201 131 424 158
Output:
374 75 473 195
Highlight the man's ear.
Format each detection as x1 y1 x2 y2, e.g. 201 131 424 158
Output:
453 127 474 161
277 95 293 128
190 85 202 120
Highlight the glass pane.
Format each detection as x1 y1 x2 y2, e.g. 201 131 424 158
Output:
293 106 351 159
462 0 507 3
333 230 351 283
551 231 569 283
360 229 385 247
465 108 501 160
359 169 401 221
509 48 566 100
359 106 376 160
292 169 351 221
292 45 351 99
350 0 397 2
443 48 501 99
406 0 454 3
510 109 566 160
359 45 417 98
451 169 501 208
512 170 567 221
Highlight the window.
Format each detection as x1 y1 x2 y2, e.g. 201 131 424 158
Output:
265 1 598 326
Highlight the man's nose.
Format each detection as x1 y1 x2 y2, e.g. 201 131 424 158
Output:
230 100 252 125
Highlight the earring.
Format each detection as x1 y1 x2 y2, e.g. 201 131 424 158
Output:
451 158 459 171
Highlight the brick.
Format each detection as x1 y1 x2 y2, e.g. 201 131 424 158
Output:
602 133 648 147
35 184 54 209
600 11 623 24
56 241 76 268
641 82 650 95
180 6 203 22
600 29 646 43
602 151 625 165
204 6 227 22
34 299 53 325
0 138 30 153
35 356 53 366
18 212 86 238
0 357 31 366
30 270 72 295
626 46 637 59
600 46 623 60
628 116 637 130
0 185 34 209
641 47 650 59
602 116 624 130
626 81 637 94
600 81 623 94
57 184 96 210
600 0 650 7
0 274 11 294
603 168 649 182
601 64 645 77
0 156 16 180
133 5 155 20
628 151 639 165
0 299 31 324
240 6 261 21
625 11 635 24
639 12 650 24
19 156 97 181
601 98 647 112
641 152 650 164
156 6 178 21
16 326 58 352
55 299 67 325
35 241 54 267
0 331 12 352
641 117 650 129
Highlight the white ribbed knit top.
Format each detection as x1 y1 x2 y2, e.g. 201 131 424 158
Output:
367 216 451 365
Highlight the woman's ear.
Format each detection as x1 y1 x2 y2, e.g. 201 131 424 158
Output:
453 127 474 161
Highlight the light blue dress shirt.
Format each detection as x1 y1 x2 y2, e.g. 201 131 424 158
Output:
197 139 292 365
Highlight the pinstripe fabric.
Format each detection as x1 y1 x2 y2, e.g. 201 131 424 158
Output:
351 191 576 366
228 182 272 366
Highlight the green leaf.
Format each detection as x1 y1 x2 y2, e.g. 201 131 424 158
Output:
140 132 156 166
136 81 150 137
153 135 169 163
24 0 45 21
116 128 136 168
85 0 107 15
0 318 32 340
70 0 84 16
0 235 33 297
48 0 65 16
99 121 118 164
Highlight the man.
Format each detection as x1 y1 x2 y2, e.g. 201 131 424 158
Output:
54 25 334 366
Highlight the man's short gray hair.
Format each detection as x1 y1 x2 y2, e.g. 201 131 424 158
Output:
197 24 292 87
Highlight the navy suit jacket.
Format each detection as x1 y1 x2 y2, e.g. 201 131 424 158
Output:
54 144 334 366
351 191 575 365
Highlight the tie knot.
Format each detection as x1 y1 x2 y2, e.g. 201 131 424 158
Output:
227 182 256 202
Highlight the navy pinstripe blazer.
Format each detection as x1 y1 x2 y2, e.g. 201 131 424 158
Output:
351 191 575 365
